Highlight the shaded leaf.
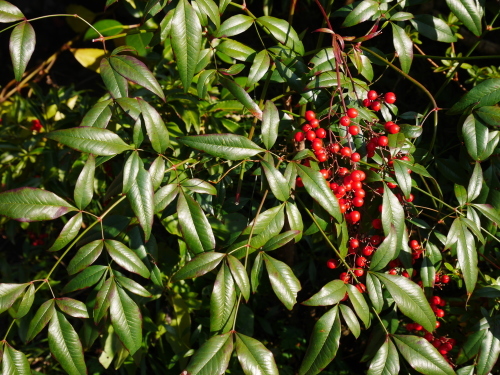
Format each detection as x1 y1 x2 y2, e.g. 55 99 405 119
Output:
9 283 35 319
172 252 226 282
210 263 237 334
181 178 217 195
115 275 152 298
339 304 361 339
261 230 300 252
67 240 103 275
93 277 113 324
154 183 179 213
105 240 150 278
302 280 346 307
74 154 95 210
1 343 31 375
62 265 107 294
257 16 304 55
138 98 169 153
219 76 263 119
26 299 55 342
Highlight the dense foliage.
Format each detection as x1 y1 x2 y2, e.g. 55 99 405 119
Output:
0 0 500 374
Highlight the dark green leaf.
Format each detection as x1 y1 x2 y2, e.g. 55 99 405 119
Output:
246 50 271 88
306 71 344 90
219 76 263 119
67 240 103 275
367 338 400 375
251 252 263 293
309 48 335 74
343 0 378 27
127 165 154 240
257 16 304 55
105 240 150 278
9 283 34 319
462 114 489 161
0 2 24 22
154 183 179 213
9 21 35 82
339 304 361 338
149 155 165 191
449 78 500 115
197 0 220 29
410 15 457 42
55 298 89 319
366 273 384 313
455 222 478 294
286 201 303 242
100 57 128 99
1 343 31 375
346 284 370 327
26 299 55 342
373 273 436 332
227 254 250 302
62 265 107 294
181 178 217 195
299 306 341 375
184 332 233 375
261 100 279 150
0 283 28 314
74 154 95 210
261 160 290 201
467 162 483 202
302 280 346 307
392 334 456 375
370 225 398 271
420 257 436 290
446 0 482 36
382 184 405 250
391 23 413 74
217 39 256 62
210 263 237 334
48 213 82 252
171 0 202 92
263 254 301 310
235 332 279 375
197 69 216 98
261 230 300 252
178 133 264 160
93 277 112 324
456 329 486 365
138 98 169 153
216 14 253 37
115 275 152 297
476 105 500 126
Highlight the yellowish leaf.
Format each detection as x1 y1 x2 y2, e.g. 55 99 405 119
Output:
70 48 106 73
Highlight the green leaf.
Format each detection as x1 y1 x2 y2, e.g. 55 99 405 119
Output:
261 100 279 150
366 273 384 313
47 127 133 156
296 164 342 223
367 338 400 375
171 0 202 92
299 306 341 375
109 55 165 100
263 254 300 310
210 263 237 334
219 76 263 119
9 21 35 82
306 71 344 90
109 281 142 355
342 0 378 27
462 114 489 161
392 160 412 199
184 332 233 375
154 183 179 213
181 178 217 195
251 252 263 293
391 23 413 74
392 334 456 375
105 240 150 278
346 283 370 327
339 304 361 339
197 69 216 98
476 105 500 126
1 343 31 375
93 277 112 324
246 50 270 88
235 332 279 375
302 280 346 307
390 12 414 21
177 190 216 254
449 79 500 115
455 222 478 294
0 283 28 314
48 213 82 252
127 165 154 240
115 275 152 298
373 273 436 332
467 162 483 202
74 154 95 210
227 254 250 302
137 98 169 153
0 2 24 22
123 151 142 194
55 298 89 319
261 160 290 202
26 299 55 342
476 329 500 375
286 201 303 242
178 133 264 160
445 0 482 36
456 329 486 365
67 240 103 275
0 187 76 222
62 265 107 294
370 225 398 271
455 184 467 206
216 14 253 37
217 39 256 62
9 283 34 319
410 15 457 42
149 155 165 191
84 19 123 41
257 16 304 55
261 230 300 252
382 184 406 252
197 0 220 29
100 57 128 99
471 203 500 223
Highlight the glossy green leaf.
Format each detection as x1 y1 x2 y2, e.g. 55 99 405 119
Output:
456 329 486 365
217 39 256 62
257 16 304 55
261 100 279 150
109 282 142 355
178 133 264 160
296 164 342 223
181 178 217 195
449 78 500 115
105 240 150 278
154 183 179 213
128 166 154 241
302 280 346 307
235 332 279 375
0 187 76 222
454 184 467 206
261 160 290 202
1 343 31 375
392 334 456 375
477 328 500 375
390 12 414 21
123 151 142 194
410 15 457 42
342 0 378 27
0 2 24 22
346 284 370 327
55 298 89 319
196 0 220 29
467 162 482 202
47 127 133 156
366 273 384 313
216 14 253 37
177 190 216 254
219 76 263 119
373 273 436 332
26 299 55 342
261 230 300 252
456 365 475 375
420 257 436 290
100 57 128 99
109 55 165 100
446 0 482 36
246 50 270 88
227 254 250 302
455 222 478 294
184 331 233 375
299 305 341 375
286 201 303 242
84 19 123 41
462 114 489 161
309 48 335 74
171 0 202 92
115 275 152 297
392 160 412 199
74 154 95 210
67 240 103 275
251 252 263 293
93 277 112 324
62 265 107 294
0 283 28 314
461 217 485 244
391 23 413 74
471 203 500 223
138 98 169 153
9 283 34 319
210 263 237 334
48 212 82 252
367 338 400 375
476 105 500 126
197 69 216 98
339 304 361 339
149 155 165 191
306 71 344 90
382 184 405 252
10 21 35 82
263 254 301 310
370 225 398 271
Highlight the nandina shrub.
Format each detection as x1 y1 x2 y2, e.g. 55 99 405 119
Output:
0 0 499 374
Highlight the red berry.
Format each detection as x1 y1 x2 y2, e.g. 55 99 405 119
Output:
389 268 398 275
31 119 43 132
305 110 316 121
377 136 389 147
431 296 442 306
384 121 395 131
350 211 361 223
435 321 441 329
339 272 350 283
354 268 364 277
441 275 450 284
329 143 340 153
372 218 382 229
363 99 371 107
351 152 361 162
424 333 434 341
338 167 349 176
347 108 358 119
358 170 366 181
302 124 312 132
387 182 397 189
356 256 367 268
296 177 304 187
309 118 320 128
384 92 396 104
371 101 381 111
350 170 362 181
306 130 317 141
370 235 382 245
326 258 339 269
312 138 323 150
352 180 362 189
406 323 415 331
405 193 415 202
340 116 351 126
409 240 421 250
436 309 445 318
362 246 374 256
340 147 352 157
294 131 305 142
320 169 330 179
352 197 364 207
367 90 378 101
414 324 423 331
330 182 338 191
402 271 410 278
348 125 359 136
354 188 365 198
349 238 360 249
317 153 328 162
355 283 366 293
388 124 400 134
315 128 327 138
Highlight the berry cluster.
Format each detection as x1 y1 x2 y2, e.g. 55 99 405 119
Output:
28 231 47 246
31 119 43 132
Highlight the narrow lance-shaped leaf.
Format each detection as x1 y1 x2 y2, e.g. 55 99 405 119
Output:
100 57 128 99
9 283 35 319
261 230 301 252
261 100 279 150
477 328 500 375
410 15 457 42
391 23 413 74
342 0 379 27
81 99 113 128
227 254 250 302
257 16 304 55
339 304 361 339
48 212 82 252
216 14 254 37
302 280 346 307
93 277 113 324
370 225 398 271
210 263 237 334
26 299 55 342
347 283 370 327
366 273 384 313
462 114 489 161
446 0 482 36
127 166 155 241
138 98 169 153
263 254 301 310
170 0 202 92
220 76 263 120
67 240 103 275
184 332 233 375
0 283 28 314
367 338 400 375
456 222 478 295
55 298 89 319
235 332 279 375
154 183 179 213
467 161 483 202
61 265 108 294
171 252 226 282
392 159 412 199
10 21 35 82
261 160 290 201
382 184 405 251
2 343 31 375
74 154 95 210
471 203 500 223
123 151 142 194
196 0 220 29
246 49 271 88
299 306 341 375
286 201 303 242
149 155 165 191
0 188 76 222
105 240 150 278
181 178 217 195
115 275 152 298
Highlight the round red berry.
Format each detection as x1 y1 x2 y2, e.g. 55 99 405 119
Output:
312 138 323 151
340 147 352 157
347 108 358 119
305 110 316 121
338 167 349 176
356 256 367 267
340 116 351 126
320 169 330 179
354 268 364 277
388 124 400 134
294 132 305 142
371 101 381 111
350 211 361 223
309 118 320 128
352 197 364 207
306 130 316 141
326 258 339 269
441 275 450 284
296 177 304 187
315 128 326 138
409 240 421 250
387 182 397 189
384 92 396 104
363 99 371 107
329 143 340 153
339 272 350 283
355 283 366 293
348 125 359 136
436 309 445 318
367 90 378 101
362 246 374 256
317 153 328 162
351 152 361 162
372 218 382 229
302 124 312 132
378 136 389 147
